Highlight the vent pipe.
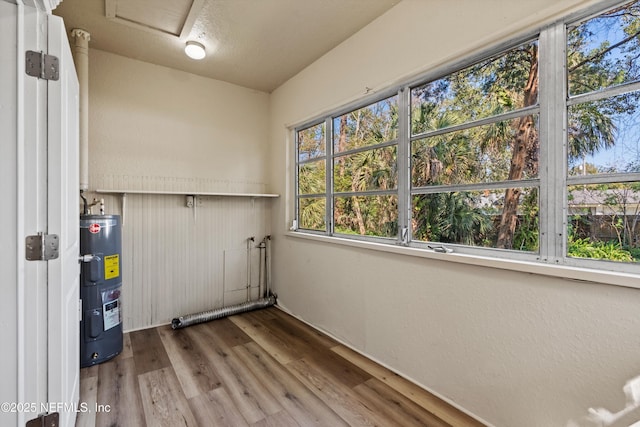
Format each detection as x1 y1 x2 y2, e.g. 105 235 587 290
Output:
70 28 90 191
171 296 276 329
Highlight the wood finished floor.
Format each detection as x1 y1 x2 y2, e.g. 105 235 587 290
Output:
76 307 484 427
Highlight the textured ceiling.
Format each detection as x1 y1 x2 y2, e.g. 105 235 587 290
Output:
54 0 399 92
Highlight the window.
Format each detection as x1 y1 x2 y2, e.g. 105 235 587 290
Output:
294 0 640 274
566 2 640 266
332 96 398 238
297 123 326 231
410 40 540 251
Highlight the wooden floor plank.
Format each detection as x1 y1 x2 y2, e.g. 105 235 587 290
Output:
95 356 146 427
229 312 302 365
120 332 133 359
129 327 172 375
75 376 97 427
258 318 371 389
240 307 278 321
205 317 253 347
258 317 337 362
331 344 485 427
286 356 392 426
306 347 372 389
355 378 451 427
186 323 282 424
76 307 485 427
268 308 337 349
188 387 249 427
79 364 98 380
158 325 222 399
250 410 300 427
138 367 198 427
234 341 348 427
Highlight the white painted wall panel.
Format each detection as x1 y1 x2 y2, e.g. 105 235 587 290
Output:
269 0 640 426
88 49 270 193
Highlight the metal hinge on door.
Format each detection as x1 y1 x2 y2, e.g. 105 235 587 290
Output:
25 233 59 261
25 50 59 81
26 412 59 427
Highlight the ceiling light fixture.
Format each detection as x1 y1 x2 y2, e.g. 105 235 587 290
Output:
185 41 206 60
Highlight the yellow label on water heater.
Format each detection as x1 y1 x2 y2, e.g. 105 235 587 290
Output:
104 254 120 280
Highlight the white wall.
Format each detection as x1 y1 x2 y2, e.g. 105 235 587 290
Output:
268 0 640 426
88 49 270 193
86 50 273 331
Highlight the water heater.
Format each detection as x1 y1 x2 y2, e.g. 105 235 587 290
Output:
79 215 123 367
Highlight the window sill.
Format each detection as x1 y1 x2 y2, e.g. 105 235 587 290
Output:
285 231 640 290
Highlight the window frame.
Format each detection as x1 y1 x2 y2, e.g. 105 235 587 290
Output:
331 94 400 240
562 5 640 270
296 120 328 234
292 0 640 276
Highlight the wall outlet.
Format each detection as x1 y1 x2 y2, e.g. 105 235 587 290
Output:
185 195 194 208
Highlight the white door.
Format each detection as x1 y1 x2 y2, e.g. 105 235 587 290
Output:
16 4 52 427
0 3 79 426
47 13 80 427
0 3 32 427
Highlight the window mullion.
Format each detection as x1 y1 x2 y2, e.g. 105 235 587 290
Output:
539 22 567 263
294 130 300 231
410 104 540 141
397 87 410 245
325 117 334 235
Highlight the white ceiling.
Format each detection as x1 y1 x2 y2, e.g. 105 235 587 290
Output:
53 0 399 92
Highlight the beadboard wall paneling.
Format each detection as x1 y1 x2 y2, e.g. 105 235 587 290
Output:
85 186 272 332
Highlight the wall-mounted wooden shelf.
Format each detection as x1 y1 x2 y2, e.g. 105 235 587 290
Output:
93 189 278 224
95 189 279 198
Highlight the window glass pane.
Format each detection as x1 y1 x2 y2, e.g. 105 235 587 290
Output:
411 40 539 135
568 92 640 175
412 116 539 187
412 188 539 251
298 160 326 194
298 123 325 161
299 197 326 231
567 183 640 262
568 1 640 97
334 195 398 238
334 146 397 193
333 96 398 153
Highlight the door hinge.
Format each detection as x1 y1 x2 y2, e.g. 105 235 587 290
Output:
25 233 59 261
26 412 59 427
25 50 59 81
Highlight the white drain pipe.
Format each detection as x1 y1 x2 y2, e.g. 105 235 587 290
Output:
70 28 90 191
247 236 254 302
171 235 276 329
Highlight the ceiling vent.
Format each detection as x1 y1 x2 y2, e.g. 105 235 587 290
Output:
104 0 204 38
